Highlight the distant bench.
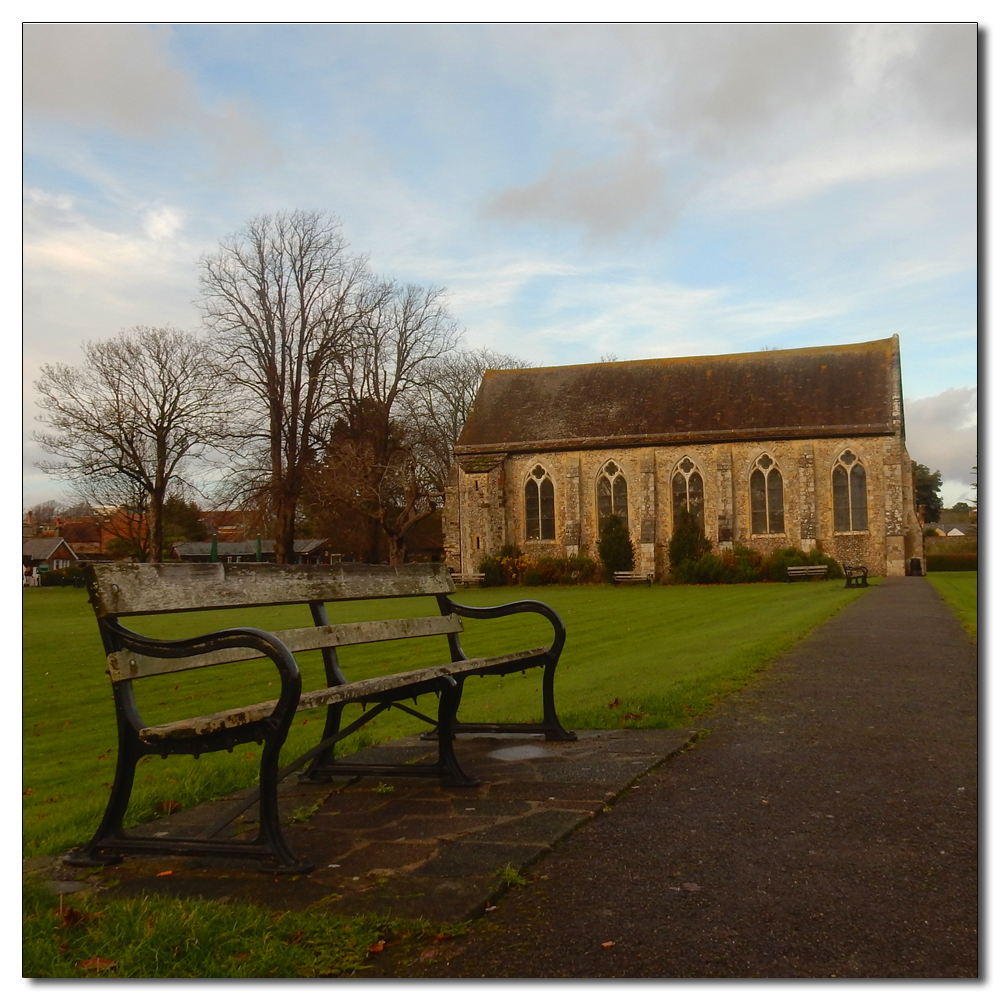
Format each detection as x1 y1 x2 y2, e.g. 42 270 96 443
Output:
64 562 575 875
451 572 485 587
786 565 829 582
613 571 653 586
843 564 869 588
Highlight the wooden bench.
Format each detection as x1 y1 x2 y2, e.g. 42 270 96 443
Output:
843 563 869 588
451 572 486 587
786 565 829 582
63 562 575 875
613 571 653 586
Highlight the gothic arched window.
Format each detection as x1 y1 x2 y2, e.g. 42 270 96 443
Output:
833 450 868 531
525 465 556 540
597 460 628 531
671 457 705 531
749 454 785 534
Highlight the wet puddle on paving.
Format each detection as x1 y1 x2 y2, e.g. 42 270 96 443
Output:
486 744 556 761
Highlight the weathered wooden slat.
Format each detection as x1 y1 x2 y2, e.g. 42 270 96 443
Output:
138 648 549 740
107 615 464 681
86 562 456 618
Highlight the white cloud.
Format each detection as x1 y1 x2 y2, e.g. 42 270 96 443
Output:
143 207 185 241
904 387 978 494
23 24 196 138
482 24 975 239
23 23 278 168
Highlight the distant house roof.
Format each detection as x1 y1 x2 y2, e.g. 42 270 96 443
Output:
925 522 977 537
23 537 79 562
171 539 329 558
60 520 104 544
455 337 901 456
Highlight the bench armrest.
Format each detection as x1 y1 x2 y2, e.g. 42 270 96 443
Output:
437 596 566 664
104 621 303 736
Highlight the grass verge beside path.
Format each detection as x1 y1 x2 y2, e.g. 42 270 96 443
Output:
24 580 867 861
23 878 451 978
927 571 978 642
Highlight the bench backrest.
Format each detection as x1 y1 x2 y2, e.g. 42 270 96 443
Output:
85 563 462 683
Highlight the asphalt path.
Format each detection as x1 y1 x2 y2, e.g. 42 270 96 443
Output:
368 577 978 979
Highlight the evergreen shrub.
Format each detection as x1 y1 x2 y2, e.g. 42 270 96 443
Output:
597 515 634 581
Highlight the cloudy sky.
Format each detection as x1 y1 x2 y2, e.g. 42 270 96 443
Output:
22 21 978 509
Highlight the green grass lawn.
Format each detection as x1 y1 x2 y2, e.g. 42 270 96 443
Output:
23 877 448 978
23 579 867 861
927 571 978 642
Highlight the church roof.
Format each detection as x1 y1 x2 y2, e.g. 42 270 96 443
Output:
455 337 901 455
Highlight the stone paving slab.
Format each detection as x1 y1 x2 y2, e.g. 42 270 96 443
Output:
27 728 694 923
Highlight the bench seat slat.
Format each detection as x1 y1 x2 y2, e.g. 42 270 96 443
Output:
107 615 464 681
787 565 829 578
138 647 550 740
89 562 455 617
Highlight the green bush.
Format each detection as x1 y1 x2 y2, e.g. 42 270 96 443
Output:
668 509 712 569
38 567 85 587
762 546 843 582
671 544 842 585
478 555 507 587
598 515 634 581
478 551 601 587
927 552 978 572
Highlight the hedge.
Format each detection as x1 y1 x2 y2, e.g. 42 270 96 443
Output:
926 552 978 572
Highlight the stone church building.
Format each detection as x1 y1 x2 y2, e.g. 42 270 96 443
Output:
443 336 924 580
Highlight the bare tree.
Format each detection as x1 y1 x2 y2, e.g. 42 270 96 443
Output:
24 499 59 524
199 210 368 563
33 326 226 561
313 281 461 564
404 347 532 488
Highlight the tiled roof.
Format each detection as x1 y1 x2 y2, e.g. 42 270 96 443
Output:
23 537 78 561
456 337 899 454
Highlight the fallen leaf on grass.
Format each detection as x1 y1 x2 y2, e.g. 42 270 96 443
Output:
234 952 248 961
23 789 33 796
608 698 620 710
156 800 181 815
601 941 616 948
369 940 385 953
419 948 440 961
78 957 116 971
156 870 173 877
56 906 103 928
620 712 648 721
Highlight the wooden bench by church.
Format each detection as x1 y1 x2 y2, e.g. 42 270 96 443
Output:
843 564 869 588
786 565 829 582
451 572 486 587
63 562 575 876
613 571 653 586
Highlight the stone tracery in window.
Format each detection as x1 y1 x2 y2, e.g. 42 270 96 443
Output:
597 460 628 531
833 450 868 532
671 457 705 531
525 465 556 540
749 454 784 534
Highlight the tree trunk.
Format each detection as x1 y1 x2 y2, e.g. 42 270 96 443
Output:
148 487 166 563
274 499 297 565
386 530 406 566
